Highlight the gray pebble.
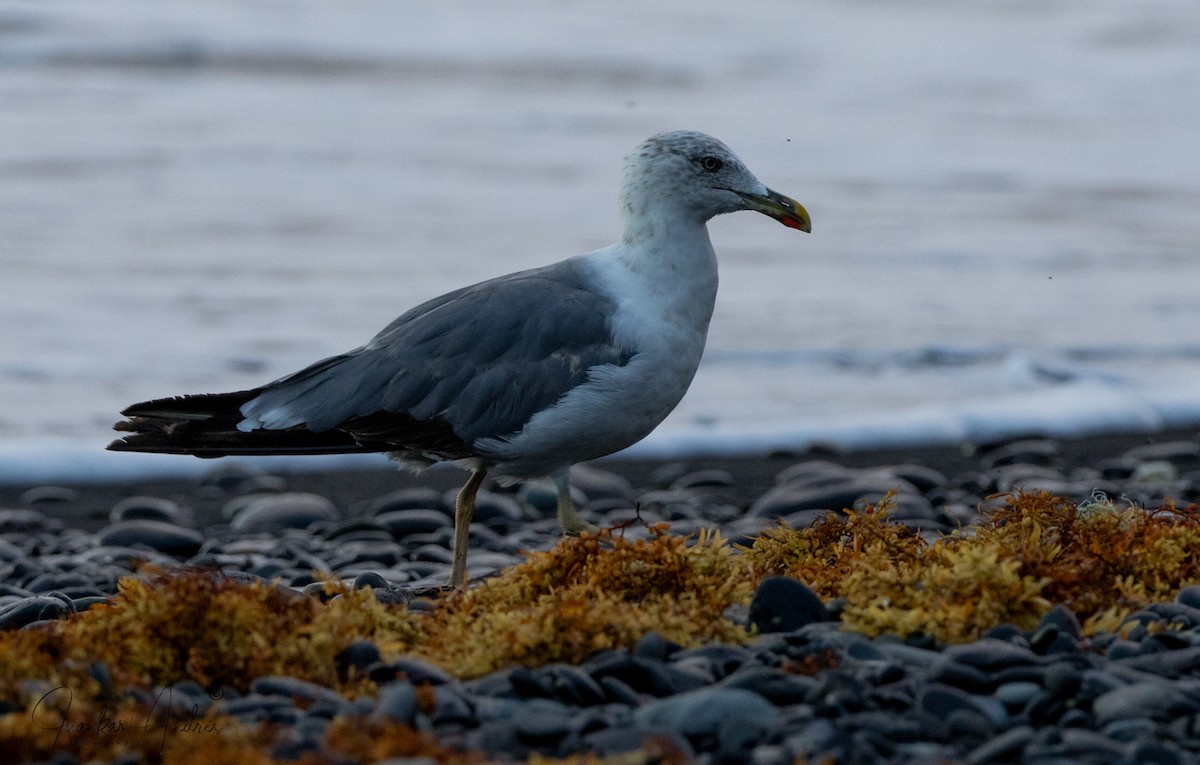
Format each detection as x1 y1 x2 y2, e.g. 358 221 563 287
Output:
748 576 831 633
941 638 1038 670
748 477 913 518
96 520 203 557
634 687 780 750
18 486 79 505
110 495 190 525
513 701 571 743
0 508 56 534
965 725 1034 765
978 439 1060 469
0 595 72 630
1175 584 1200 610
1093 680 1192 725
995 680 1042 707
230 493 338 533
372 681 419 725
375 508 452 537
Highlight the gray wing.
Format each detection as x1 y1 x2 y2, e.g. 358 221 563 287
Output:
240 261 634 454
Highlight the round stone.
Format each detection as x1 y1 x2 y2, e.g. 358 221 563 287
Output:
748 577 831 633
229 493 338 533
95 520 203 557
110 495 190 525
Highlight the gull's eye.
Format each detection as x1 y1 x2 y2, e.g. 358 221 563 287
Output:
699 156 723 172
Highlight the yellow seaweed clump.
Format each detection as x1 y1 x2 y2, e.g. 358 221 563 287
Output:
414 527 753 677
974 492 1200 633
63 568 420 691
739 492 1200 642
739 500 1051 642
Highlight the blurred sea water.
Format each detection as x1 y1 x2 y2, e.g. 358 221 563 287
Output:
1 0 1198 479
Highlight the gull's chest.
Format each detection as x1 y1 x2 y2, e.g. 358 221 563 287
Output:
593 256 719 359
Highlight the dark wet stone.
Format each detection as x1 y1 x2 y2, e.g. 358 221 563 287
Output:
1175 584 1200 610
928 660 994 693
410 543 455 564
110 495 189 525
220 692 297 722
1123 441 1200 466
96 520 203 557
584 726 695 759
719 665 814 705
71 595 109 612
634 631 681 661
994 681 1042 708
431 686 474 726
586 655 700 698
1113 646 1200 678
991 664 1049 687
538 664 607 707
380 657 455 686
978 439 1060 469
944 707 994 742
0 596 72 629
376 508 452 537
1093 680 1194 725
199 462 271 492
748 477 912 518
875 464 949 492
1126 739 1188 765
230 493 338 533
357 487 450 516
514 701 571 744
670 469 736 490
964 725 1034 765
772 460 856 486
635 687 780 753
919 683 984 720
942 638 1038 670
505 664 554 699
371 680 419 725
0 538 24 562
1038 603 1083 639
0 508 55 534
674 644 752 679
1106 639 1143 661
351 571 389 591
749 577 831 634
1055 728 1125 760
323 518 393 541
1042 662 1083 697
570 465 635 501
783 718 839 761
23 571 97 593
982 464 1064 493
18 486 79 505
471 491 525 526
1144 601 1200 628
335 640 381 680
598 675 641 706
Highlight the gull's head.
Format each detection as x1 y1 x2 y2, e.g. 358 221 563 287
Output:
620 130 811 235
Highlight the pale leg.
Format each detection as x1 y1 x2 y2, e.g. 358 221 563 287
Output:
552 469 598 536
449 468 487 589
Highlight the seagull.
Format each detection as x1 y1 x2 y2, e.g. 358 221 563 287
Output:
109 131 811 589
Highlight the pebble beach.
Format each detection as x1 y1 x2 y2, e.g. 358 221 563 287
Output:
3 427 1200 764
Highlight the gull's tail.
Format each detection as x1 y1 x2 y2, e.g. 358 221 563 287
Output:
108 390 366 457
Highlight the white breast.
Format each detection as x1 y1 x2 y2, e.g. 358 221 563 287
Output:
478 231 719 478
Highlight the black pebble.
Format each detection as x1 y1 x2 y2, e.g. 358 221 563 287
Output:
749 577 831 634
